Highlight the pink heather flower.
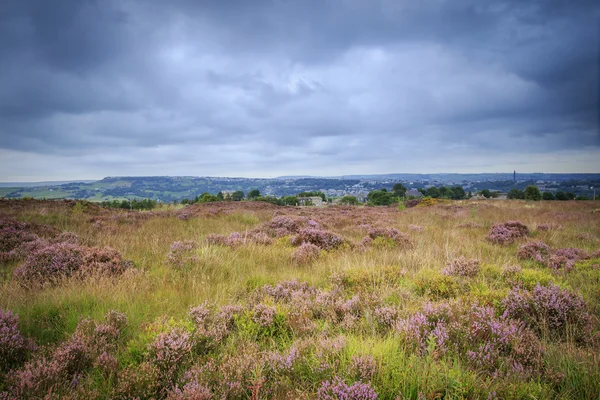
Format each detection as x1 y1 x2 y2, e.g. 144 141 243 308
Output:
317 377 378 400
350 355 377 381
486 221 529 245
290 228 344 250
516 241 551 262
253 304 277 327
148 328 193 382
374 307 398 328
0 309 35 372
503 284 592 343
443 256 480 277
291 242 322 264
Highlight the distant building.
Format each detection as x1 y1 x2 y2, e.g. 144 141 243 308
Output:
405 189 423 198
298 196 324 206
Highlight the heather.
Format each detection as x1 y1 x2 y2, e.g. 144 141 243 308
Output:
0 199 599 399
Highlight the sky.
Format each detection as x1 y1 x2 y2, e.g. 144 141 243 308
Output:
1 0 599 181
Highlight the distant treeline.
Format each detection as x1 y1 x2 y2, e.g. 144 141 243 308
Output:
100 199 157 210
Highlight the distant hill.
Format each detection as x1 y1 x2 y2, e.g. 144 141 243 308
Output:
0 180 97 188
1 174 598 202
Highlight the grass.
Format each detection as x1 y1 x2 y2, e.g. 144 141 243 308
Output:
1 199 599 398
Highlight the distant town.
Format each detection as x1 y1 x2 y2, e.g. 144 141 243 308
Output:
1 173 598 204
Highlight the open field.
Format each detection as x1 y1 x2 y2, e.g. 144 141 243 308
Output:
1 199 599 399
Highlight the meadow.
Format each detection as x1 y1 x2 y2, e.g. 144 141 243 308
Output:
1 198 599 399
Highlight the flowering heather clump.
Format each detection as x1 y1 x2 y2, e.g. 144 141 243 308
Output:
167 240 197 268
0 217 39 254
317 377 378 400
0 309 34 372
253 304 277 327
80 246 133 276
53 335 93 376
226 232 244 247
374 306 398 328
149 328 194 384
364 228 413 249
503 284 593 343
261 279 318 302
14 242 84 285
265 346 299 375
269 215 300 232
486 221 529 245
443 256 480 277
292 242 322 264
13 242 132 285
546 248 589 272
396 312 448 355
291 228 344 250
167 382 213 400
114 362 161 399
350 355 377 381
97 351 118 377
516 241 551 263
466 305 543 377
247 230 272 245
52 231 79 244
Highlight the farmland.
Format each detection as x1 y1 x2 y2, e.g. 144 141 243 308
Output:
1 199 599 399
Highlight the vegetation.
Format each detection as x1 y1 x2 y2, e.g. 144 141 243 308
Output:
1 198 599 399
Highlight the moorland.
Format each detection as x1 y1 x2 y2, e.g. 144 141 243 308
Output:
1 198 599 399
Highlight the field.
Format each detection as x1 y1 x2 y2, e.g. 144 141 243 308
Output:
1 199 599 399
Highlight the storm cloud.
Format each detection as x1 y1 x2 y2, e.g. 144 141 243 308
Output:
1 0 598 180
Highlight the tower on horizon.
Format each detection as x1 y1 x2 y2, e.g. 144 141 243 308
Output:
514 170 516 182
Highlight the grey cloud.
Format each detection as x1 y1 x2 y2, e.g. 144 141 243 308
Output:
0 0 598 180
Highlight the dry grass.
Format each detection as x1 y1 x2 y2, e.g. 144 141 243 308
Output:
0 199 599 398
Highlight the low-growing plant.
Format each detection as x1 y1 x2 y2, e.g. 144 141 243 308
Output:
442 256 480 277
503 284 593 343
486 221 529 245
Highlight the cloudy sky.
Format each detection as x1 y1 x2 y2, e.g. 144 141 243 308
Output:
1 0 599 181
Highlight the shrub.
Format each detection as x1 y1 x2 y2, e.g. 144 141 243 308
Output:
167 382 213 400
317 377 379 400
395 303 453 355
291 242 322 264
516 241 551 263
349 355 377 381
546 248 589 272
443 257 480 277
291 228 344 250
167 240 197 268
374 306 399 329
486 221 529 245
13 242 84 285
148 328 194 385
465 305 543 377
503 284 593 343
13 243 132 286
0 309 34 372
